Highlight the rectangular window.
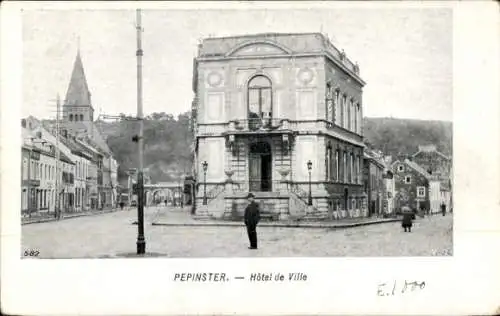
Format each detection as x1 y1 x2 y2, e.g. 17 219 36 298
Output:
326 84 333 122
355 156 359 184
342 95 347 128
405 176 411 184
417 186 425 197
326 146 332 181
335 150 339 181
350 154 354 183
347 99 352 130
334 90 341 124
23 159 28 180
353 103 357 134
398 165 404 172
343 152 347 183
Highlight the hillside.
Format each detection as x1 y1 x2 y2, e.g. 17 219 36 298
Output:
95 115 452 185
363 117 452 158
95 112 193 185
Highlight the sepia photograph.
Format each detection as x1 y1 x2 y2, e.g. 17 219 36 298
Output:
18 5 455 259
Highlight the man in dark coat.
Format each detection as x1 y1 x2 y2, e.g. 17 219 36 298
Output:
441 202 446 216
401 206 413 233
244 193 261 249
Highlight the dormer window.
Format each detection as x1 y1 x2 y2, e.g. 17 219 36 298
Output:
398 165 404 172
248 75 272 130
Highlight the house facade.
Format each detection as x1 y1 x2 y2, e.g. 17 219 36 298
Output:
411 145 452 186
192 33 367 220
21 121 75 215
363 150 385 216
392 159 431 212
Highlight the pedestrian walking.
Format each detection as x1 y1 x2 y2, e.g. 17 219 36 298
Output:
401 206 413 233
119 201 124 210
441 202 446 216
244 193 261 249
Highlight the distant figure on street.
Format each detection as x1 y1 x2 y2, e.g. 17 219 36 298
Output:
119 201 124 210
401 206 413 233
244 192 261 249
441 202 446 216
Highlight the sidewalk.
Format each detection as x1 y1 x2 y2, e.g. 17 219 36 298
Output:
21 207 125 225
150 209 401 229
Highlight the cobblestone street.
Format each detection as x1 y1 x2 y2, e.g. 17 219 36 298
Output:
22 207 453 258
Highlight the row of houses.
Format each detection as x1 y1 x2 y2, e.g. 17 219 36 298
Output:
21 116 120 216
364 144 452 216
21 48 120 216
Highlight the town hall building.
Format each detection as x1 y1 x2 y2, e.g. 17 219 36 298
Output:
191 33 367 220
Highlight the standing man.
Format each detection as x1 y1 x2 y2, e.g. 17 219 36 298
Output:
441 201 446 216
244 193 261 249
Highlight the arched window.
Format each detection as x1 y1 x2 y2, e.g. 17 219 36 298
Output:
248 75 272 124
69 114 73 121
80 114 84 121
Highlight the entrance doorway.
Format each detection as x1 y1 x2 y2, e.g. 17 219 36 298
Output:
249 142 272 192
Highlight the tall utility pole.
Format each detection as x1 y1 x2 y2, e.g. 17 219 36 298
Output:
55 94 61 219
135 8 146 254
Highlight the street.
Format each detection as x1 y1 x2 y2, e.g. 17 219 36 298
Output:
22 207 453 258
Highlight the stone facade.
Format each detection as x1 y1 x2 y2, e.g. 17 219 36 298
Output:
192 33 367 220
411 145 451 187
392 159 430 212
363 151 385 216
21 123 75 216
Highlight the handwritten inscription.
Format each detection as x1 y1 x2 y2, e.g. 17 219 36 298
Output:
377 280 426 296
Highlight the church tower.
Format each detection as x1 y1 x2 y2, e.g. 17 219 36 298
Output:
63 49 94 126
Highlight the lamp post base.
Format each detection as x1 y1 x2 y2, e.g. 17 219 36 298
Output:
136 238 146 254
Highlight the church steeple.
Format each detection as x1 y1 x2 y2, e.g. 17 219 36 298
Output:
64 46 94 123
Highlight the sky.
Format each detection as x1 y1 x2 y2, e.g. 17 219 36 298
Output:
22 6 452 121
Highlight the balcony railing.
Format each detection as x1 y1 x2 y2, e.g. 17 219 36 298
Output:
229 118 292 133
28 179 40 187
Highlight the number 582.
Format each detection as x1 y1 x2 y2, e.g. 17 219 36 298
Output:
23 250 40 257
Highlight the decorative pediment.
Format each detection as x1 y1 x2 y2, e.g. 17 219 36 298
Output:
227 41 291 57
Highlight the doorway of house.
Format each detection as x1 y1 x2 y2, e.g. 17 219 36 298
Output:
249 141 272 192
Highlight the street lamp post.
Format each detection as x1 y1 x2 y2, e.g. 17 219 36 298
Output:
307 160 313 206
135 8 146 255
202 161 208 205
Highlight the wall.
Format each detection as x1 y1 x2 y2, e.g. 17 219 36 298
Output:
393 161 429 211
323 58 363 135
196 53 323 125
197 137 225 183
